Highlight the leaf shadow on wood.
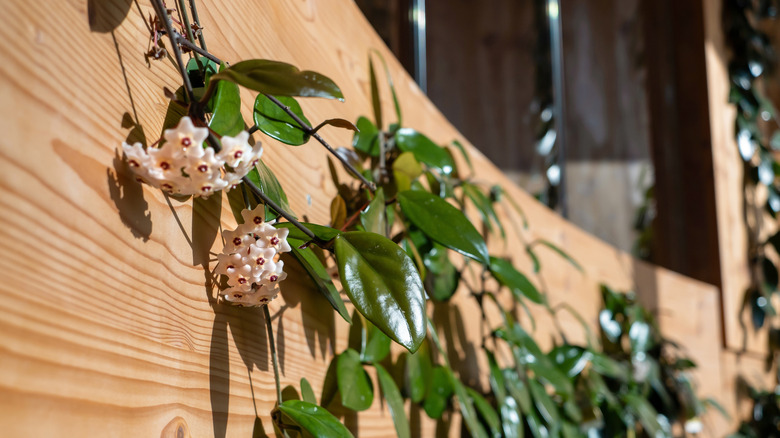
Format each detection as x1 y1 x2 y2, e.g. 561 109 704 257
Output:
87 0 134 33
431 300 481 388
107 149 152 241
279 252 338 361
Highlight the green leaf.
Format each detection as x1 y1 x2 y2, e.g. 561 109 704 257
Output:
451 140 473 172
406 341 432 403
253 94 311 146
449 369 489 438
526 247 541 273
589 351 630 380
535 240 583 272
337 349 374 411
362 320 392 363
370 49 402 125
625 394 662 437
550 345 591 378
361 188 386 235
245 160 295 221
353 116 380 156
499 396 523 438
276 400 354 438
276 222 342 242
287 237 351 324
393 152 423 193
504 371 532 413
313 118 359 134
422 365 453 419
464 183 505 238
300 378 317 404
334 231 426 352
375 363 410 438
369 57 383 130
628 320 652 353
211 59 344 100
320 358 339 407
486 351 507 401
466 387 501 438
395 128 455 175
423 244 459 301
398 190 489 264
528 378 560 426
209 72 244 136
489 256 544 304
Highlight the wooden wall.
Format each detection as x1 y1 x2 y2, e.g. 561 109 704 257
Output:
0 0 734 436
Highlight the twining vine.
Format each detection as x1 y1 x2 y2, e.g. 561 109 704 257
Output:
724 0 780 435
121 2 717 436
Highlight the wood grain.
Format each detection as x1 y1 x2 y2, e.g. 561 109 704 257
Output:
0 0 729 436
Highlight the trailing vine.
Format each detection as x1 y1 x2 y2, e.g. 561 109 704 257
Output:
120 2 715 436
724 0 780 435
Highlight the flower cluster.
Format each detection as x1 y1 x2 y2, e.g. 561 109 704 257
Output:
215 205 292 306
122 117 262 197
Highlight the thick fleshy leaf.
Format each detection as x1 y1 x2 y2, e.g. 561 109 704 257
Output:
398 190 489 264
312 118 359 134
466 387 502 438
393 152 423 192
628 320 652 353
549 345 591 378
486 351 507 401
211 59 344 100
245 160 295 221
589 351 629 380
451 140 473 172
276 222 342 242
500 396 523 438
422 365 452 419
300 378 317 404
370 49 402 125
369 57 383 130
424 244 459 301
406 340 432 403
489 256 544 304
625 394 662 437
449 369 489 438
464 183 505 238
337 349 374 411
599 309 622 343
334 231 426 352
353 116 380 156
497 326 573 396
320 358 339 407
288 237 351 324
330 195 347 229
528 378 560 426
395 128 455 175
253 94 311 145
375 363 410 438
360 188 386 235
275 400 354 438
209 73 244 136
362 320 392 363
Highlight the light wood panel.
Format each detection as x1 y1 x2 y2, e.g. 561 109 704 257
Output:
0 0 726 436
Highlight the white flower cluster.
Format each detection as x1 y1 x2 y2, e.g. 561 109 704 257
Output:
215 205 292 306
122 117 262 197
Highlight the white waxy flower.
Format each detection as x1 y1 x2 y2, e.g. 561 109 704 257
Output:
163 115 208 155
219 131 257 168
222 229 253 254
255 223 292 253
121 117 262 198
215 207 291 307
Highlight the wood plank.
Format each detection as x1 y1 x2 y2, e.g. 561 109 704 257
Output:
0 0 727 436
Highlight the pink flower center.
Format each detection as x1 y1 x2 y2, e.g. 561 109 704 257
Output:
256 258 265 265
226 265 234 271
233 293 242 298
201 185 212 193
161 183 173 190
198 164 208 172
233 151 243 159
270 237 280 246
237 278 247 284
181 137 192 147
160 161 170 170
253 217 262 224
233 237 242 246
269 275 278 282
128 160 139 167
260 297 269 303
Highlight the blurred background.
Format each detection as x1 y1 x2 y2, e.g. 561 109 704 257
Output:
354 0 780 288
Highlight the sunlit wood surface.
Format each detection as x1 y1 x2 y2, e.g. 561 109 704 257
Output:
0 0 729 436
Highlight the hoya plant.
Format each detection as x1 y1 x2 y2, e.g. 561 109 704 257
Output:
119 1 717 436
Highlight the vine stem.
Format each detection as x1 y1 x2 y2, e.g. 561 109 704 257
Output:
263 305 283 406
151 0 196 104
173 34 376 192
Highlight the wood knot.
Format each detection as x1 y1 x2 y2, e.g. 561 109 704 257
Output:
160 416 190 438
